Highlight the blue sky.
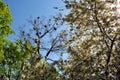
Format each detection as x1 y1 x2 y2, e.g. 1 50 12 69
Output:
3 0 65 36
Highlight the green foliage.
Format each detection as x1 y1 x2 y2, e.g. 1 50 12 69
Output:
0 0 13 63
0 1 25 79
0 0 13 36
